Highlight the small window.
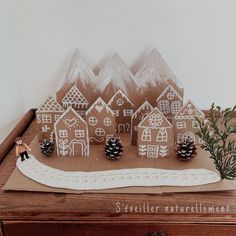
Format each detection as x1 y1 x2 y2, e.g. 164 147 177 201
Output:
88 116 98 126
167 92 174 100
156 128 167 142
42 114 52 123
171 101 182 114
54 114 60 121
59 130 68 138
75 129 84 138
141 128 151 141
177 122 186 129
116 99 124 106
158 100 170 114
113 110 119 117
148 113 163 127
123 109 133 117
95 128 105 137
192 121 198 128
103 117 112 126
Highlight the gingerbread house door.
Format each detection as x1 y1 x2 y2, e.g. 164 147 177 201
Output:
118 124 126 133
70 140 85 156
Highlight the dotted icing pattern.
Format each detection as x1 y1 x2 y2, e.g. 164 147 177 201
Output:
17 155 221 191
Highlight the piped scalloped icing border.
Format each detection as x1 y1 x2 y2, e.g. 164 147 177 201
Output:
16 155 221 190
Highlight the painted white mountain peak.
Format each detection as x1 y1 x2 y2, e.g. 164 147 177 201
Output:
57 48 97 105
66 48 95 86
135 48 182 88
96 53 137 102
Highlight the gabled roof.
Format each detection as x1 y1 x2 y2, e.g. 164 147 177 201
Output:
174 100 205 120
139 107 172 129
86 97 114 116
62 85 89 106
132 101 153 120
107 90 135 107
156 84 183 102
54 106 87 127
37 95 64 113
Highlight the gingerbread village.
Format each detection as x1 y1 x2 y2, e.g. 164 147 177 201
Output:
36 48 205 159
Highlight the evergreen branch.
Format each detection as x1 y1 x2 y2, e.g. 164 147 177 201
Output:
196 103 236 179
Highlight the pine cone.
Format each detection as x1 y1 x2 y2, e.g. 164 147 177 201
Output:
104 136 123 160
176 136 197 161
40 139 54 156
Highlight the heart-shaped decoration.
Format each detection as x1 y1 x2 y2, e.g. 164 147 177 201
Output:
95 105 103 113
65 118 77 127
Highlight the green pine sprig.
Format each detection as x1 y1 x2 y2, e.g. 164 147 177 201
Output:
196 103 236 179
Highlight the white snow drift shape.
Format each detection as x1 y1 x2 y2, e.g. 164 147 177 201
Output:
16 155 220 190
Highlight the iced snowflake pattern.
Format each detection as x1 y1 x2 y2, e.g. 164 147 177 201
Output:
148 114 163 128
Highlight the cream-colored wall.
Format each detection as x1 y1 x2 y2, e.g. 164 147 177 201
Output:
1 0 236 142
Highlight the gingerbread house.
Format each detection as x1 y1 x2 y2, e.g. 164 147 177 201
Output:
54 106 89 157
86 97 116 144
61 85 89 117
174 100 205 144
36 95 64 142
137 107 173 158
156 84 183 124
108 90 135 133
131 101 153 145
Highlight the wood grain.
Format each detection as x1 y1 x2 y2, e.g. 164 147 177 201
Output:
0 110 236 235
0 109 36 163
0 222 3 236
2 221 236 236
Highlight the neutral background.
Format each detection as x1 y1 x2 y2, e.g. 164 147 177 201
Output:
1 0 236 142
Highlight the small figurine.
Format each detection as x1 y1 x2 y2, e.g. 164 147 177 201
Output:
15 137 31 162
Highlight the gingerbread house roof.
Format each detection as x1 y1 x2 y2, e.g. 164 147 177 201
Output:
107 90 135 107
132 101 153 120
37 95 64 113
174 100 205 120
54 106 87 127
139 107 172 129
62 85 89 107
86 97 114 116
156 84 183 102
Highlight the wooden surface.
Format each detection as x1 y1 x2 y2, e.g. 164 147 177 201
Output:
0 110 236 235
0 109 36 163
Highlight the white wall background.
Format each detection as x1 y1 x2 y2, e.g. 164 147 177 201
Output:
1 0 236 142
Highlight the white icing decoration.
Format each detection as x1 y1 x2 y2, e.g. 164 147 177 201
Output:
17 155 221 190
